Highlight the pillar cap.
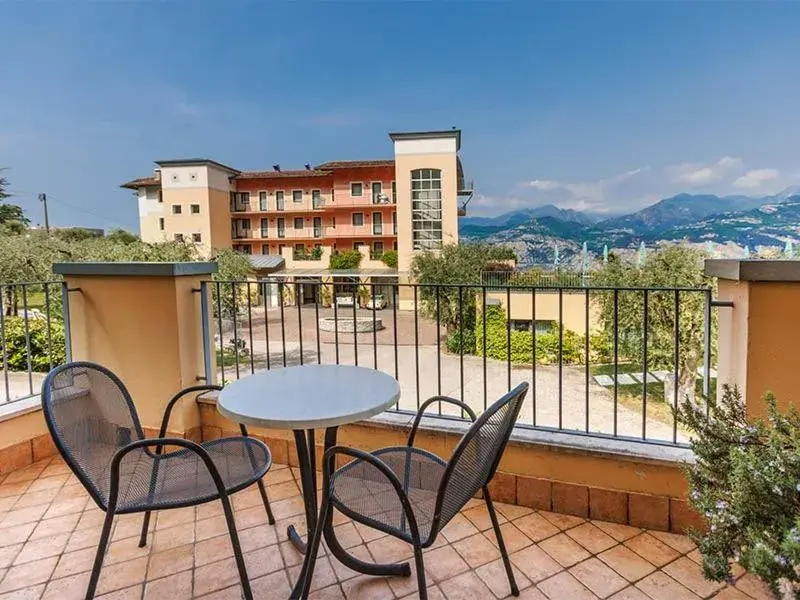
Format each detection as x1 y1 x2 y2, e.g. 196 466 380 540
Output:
53 262 218 277
705 259 800 282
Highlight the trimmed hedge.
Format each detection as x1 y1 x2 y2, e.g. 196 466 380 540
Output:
0 316 66 372
330 250 362 270
474 304 585 365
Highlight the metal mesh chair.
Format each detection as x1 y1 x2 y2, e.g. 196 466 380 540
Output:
301 382 529 600
41 362 275 600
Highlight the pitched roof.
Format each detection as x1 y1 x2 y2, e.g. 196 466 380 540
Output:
314 159 395 169
235 170 332 180
154 158 239 173
121 176 161 190
248 255 285 271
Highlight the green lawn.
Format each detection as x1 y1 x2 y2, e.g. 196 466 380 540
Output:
591 362 716 427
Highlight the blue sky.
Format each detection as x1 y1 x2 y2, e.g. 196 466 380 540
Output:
1 1 799 230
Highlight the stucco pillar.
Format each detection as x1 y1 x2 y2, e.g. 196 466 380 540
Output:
52 262 217 436
706 259 800 418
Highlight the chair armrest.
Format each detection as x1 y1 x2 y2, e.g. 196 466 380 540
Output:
407 396 477 447
157 385 223 444
108 438 227 513
322 445 424 542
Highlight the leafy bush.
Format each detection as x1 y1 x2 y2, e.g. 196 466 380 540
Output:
381 250 398 268
330 250 362 270
474 305 584 364
445 328 476 355
0 316 66 371
676 386 800 596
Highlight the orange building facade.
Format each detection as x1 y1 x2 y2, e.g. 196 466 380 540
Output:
230 162 398 258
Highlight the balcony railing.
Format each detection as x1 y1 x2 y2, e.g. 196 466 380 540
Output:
200 280 722 447
230 203 250 213
0 281 72 405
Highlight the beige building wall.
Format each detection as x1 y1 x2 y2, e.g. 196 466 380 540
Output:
157 163 235 257
137 185 165 244
486 290 601 335
391 132 461 274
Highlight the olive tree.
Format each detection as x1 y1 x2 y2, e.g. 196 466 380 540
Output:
593 244 714 403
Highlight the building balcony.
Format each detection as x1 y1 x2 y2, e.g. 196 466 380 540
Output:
324 224 393 238
0 259 789 600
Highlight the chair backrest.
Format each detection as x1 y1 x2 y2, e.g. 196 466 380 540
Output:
41 362 144 510
431 382 528 537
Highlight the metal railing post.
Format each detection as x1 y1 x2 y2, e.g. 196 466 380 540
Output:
61 281 73 363
200 281 213 383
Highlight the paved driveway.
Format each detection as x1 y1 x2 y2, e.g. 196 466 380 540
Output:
217 307 687 444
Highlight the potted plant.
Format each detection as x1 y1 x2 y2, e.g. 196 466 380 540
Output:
676 386 800 598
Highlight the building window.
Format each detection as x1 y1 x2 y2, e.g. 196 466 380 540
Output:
261 245 270 255
391 181 396 202
411 168 443 250
293 190 303 203
373 241 384 256
158 190 163 203
350 182 363 197
190 204 200 214
259 191 268 211
192 233 202 243
294 217 304 230
313 216 322 238
276 191 285 211
158 218 165 231
352 213 364 227
172 205 182 215
278 244 286 254
295 243 305 254
312 189 322 209
392 211 397 234
371 182 382 204
277 218 285 238
174 233 184 242
372 212 382 235
393 241 398 251
354 241 365 250
260 218 268 238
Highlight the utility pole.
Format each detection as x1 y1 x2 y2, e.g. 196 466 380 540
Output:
38 193 49 233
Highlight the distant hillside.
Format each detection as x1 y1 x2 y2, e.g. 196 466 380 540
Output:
461 204 599 229
598 193 765 232
460 189 800 266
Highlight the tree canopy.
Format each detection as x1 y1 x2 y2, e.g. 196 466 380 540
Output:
0 169 30 233
411 242 517 332
592 243 714 400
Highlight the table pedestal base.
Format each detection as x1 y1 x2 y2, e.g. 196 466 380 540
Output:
289 427 410 599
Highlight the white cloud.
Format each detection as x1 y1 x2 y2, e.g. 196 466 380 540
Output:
521 167 648 210
668 156 743 186
733 168 780 190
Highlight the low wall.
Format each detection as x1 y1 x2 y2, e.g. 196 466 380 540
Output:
197 395 702 534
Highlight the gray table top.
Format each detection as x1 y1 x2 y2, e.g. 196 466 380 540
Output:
217 364 401 430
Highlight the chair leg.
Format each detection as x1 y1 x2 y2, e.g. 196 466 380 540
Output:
84 510 115 600
413 544 428 600
219 489 253 600
138 511 152 548
483 485 519 597
257 479 276 525
297 494 331 599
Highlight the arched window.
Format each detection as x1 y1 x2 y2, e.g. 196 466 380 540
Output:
411 168 442 250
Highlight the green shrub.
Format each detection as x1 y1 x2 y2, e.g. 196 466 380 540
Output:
381 250 398 268
0 316 66 372
330 250 362 270
445 328 476 355
474 305 584 364
676 386 800 596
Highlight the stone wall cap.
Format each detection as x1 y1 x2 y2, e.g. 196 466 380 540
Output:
53 262 219 277
705 259 800 282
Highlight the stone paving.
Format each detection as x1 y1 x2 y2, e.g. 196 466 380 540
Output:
0 456 772 599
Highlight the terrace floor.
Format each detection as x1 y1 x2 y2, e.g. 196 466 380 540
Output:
0 457 773 600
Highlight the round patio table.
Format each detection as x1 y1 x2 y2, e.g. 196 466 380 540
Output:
217 364 404 599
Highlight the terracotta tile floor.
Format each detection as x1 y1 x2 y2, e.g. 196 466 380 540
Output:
0 457 775 600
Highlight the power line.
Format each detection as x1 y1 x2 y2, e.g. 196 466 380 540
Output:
41 195 132 230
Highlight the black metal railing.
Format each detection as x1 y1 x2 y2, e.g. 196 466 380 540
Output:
199 279 724 447
0 281 72 405
482 270 591 289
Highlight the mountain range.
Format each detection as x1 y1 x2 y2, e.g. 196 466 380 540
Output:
460 187 800 266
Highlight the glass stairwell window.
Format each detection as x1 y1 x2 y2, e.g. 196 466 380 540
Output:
411 168 443 250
